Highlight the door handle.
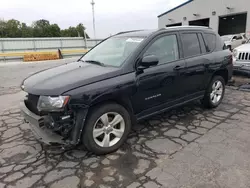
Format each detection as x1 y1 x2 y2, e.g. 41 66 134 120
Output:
173 65 183 71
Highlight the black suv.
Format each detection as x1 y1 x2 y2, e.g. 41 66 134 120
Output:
21 26 233 155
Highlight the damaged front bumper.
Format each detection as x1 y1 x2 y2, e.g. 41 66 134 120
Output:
20 101 88 146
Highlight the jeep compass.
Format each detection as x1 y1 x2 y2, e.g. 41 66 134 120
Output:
21 26 233 155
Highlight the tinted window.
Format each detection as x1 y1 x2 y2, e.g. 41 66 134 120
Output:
144 35 179 65
205 33 216 52
181 33 201 57
198 33 207 53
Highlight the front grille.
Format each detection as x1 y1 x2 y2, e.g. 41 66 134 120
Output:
25 94 40 115
238 52 250 61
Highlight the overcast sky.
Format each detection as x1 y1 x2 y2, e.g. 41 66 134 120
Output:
0 0 186 38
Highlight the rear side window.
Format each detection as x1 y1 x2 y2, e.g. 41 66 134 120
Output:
181 33 201 58
205 33 216 52
198 33 207 53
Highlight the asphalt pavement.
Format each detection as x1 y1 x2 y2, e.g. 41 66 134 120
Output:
0 58 78 96
0 60 250 188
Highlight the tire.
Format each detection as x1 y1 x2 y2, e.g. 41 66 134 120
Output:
202 76 225 109
82 103 131 155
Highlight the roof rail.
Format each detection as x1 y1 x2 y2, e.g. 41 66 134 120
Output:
164 26 211 29
115 30 145 35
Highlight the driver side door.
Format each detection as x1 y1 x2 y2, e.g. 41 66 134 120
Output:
131 33 187 118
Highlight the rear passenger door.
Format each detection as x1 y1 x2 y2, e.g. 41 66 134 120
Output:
180 32 211 96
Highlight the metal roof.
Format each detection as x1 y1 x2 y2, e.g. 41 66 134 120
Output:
158 0 194 18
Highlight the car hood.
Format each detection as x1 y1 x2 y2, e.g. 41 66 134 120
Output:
23 61 121 96
235 43 250 52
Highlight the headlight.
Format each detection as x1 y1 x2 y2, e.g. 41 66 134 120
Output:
233 49 238 58
37 96 70 111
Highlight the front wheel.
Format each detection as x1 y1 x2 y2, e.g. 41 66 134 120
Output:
202 76 225 108
82 103 131 155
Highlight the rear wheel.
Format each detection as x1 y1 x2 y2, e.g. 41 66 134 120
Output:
82 103 131 155
202 76 225 108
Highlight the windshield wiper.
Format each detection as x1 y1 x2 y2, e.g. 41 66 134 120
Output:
78 59 105 66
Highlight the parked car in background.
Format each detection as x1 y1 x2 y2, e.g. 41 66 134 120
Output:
20 26 233 155
221 34 248 51
233 38 250 74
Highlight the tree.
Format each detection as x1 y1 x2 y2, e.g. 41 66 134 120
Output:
49 24 61 37
33 19 51 37
20 23 33 37
5 19 22 37
0 18 90 38
0 19 6 37
76 23 89 38
61 27 78 37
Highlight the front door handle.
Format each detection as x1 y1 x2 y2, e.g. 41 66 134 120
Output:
173 65 183 71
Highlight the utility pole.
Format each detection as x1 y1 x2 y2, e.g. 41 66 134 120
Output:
91 0 96 39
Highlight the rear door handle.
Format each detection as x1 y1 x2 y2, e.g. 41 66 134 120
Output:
174 65 183 71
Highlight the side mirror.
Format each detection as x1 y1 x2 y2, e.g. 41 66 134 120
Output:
232 38 236 41
139 55 159 68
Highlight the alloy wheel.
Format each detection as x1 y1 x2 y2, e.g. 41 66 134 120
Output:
92 112 125 147
210 80 223 104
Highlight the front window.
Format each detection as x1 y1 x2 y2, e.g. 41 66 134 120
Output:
144 35 179 65
80 37 144 67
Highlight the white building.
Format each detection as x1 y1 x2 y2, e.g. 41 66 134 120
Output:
158 0 250 36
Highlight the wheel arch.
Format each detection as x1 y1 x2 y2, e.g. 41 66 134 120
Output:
88 94 136 125
212 68 229 84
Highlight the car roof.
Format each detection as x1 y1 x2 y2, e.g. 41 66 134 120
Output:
114 30 156 37
115 26 212 38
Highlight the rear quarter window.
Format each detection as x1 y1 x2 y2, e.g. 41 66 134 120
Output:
204 33 216 52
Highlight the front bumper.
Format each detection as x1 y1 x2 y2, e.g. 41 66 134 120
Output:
233 60 250 75
20 101 66 145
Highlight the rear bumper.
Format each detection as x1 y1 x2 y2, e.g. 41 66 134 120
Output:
20 102 66 145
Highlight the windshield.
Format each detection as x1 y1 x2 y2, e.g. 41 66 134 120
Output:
221 35 232 42
80 37 145 67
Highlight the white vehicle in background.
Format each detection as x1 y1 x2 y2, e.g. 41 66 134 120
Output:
221 34 247 51
233 38 250 73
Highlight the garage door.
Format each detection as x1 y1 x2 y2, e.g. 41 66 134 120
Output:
189 18 210 27
219 13 247 36
166 23 182 27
